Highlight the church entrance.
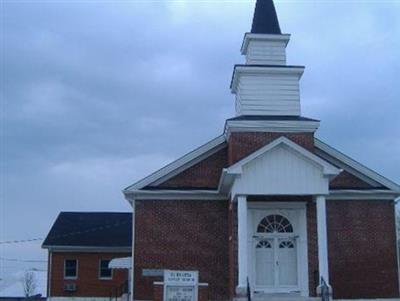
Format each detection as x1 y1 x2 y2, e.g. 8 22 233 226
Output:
248 205 307 295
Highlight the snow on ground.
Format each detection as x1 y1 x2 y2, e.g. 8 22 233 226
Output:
0 270 47 297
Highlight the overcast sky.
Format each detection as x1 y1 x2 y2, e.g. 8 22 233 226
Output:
1 0 400 285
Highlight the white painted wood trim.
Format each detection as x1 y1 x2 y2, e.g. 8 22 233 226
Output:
316 195 329 285
44 246 131 252
237 195 249 289
224 120 320 138
227 137 340 177
241 33 291 54
124 189 227 201
124 135 226 192
315 138 400 192
247 202 309 296
231 65 304 93
328 189 399 200
248 202 306 209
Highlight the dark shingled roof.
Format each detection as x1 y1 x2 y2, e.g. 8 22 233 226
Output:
226 115 320 122
251 0 281 34
42 212 132 248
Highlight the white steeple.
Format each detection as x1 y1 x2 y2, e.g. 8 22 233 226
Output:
231 0 304 117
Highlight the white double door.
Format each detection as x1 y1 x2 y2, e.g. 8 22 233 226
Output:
254 236 298 290
249 208 301 293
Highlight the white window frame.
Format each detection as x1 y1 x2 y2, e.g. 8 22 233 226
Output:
64 259 78 280
98 259 113 280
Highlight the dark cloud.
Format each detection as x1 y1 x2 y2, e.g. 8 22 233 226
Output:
1 0 399 280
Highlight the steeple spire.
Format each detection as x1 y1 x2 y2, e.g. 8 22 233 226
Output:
251 0 281 34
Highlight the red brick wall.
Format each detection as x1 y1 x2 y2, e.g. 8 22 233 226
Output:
49 252 130 297
306 201 319 296
134 200 230 300
228 202 238 299
329 170 374 189
228 132 315 165
327 200 399 299
154 147 228 189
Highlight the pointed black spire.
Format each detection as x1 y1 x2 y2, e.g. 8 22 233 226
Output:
251 0 282 34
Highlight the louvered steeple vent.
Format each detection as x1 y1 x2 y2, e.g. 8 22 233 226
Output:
231 0 304 116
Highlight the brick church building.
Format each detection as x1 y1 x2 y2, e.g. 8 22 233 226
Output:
43 1 400 300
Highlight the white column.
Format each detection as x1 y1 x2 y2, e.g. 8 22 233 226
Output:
316 195 329 285
237 195 248 293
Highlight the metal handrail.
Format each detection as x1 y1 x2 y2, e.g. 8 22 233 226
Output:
320 277 330 301
246 277 251 301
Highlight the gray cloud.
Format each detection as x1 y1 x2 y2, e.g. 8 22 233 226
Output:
1 0 399 281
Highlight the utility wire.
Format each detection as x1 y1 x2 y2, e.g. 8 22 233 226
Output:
0 237 44 244
0 257 47 263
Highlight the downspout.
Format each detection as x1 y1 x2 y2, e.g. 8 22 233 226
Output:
48 251 52 300
395 198 400 296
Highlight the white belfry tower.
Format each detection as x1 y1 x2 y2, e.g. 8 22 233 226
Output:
231 0 304 117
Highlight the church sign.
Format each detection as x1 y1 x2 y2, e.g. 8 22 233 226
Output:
163 270 199 301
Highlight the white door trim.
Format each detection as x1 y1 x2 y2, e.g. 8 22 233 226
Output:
247 202 309 297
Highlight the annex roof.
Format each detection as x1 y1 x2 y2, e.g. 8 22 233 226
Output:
42 212 132 249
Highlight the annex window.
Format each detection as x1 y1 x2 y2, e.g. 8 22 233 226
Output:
257 214 293 233
99 259 112 279
64 259 78 279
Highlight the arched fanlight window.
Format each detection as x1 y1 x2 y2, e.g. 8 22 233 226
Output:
256 240 272 249
279 240 295 249
257 214 293 233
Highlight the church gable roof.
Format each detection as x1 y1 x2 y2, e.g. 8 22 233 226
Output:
124 135 399 198
123 135 226 192
314 138 400 192
218 137 341 195
147 146 227 190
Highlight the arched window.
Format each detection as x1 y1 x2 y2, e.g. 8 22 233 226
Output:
279 240 295 248
257 214 293 233
256 240 272 249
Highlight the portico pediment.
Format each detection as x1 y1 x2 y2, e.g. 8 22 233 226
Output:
219 137 341 196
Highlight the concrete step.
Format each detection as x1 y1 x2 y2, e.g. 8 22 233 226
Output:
235 293 319 301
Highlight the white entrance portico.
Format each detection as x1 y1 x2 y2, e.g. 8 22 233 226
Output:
219 137 341 297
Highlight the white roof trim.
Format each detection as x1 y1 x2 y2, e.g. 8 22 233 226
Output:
327 189 399 200
124 189 227 201
226 136 341 176
123 135 226 192
315 138 400 192
43 246 131 252
241 33 291 54
224 120 320 138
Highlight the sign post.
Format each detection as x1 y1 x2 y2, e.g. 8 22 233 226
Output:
163 270 199 301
